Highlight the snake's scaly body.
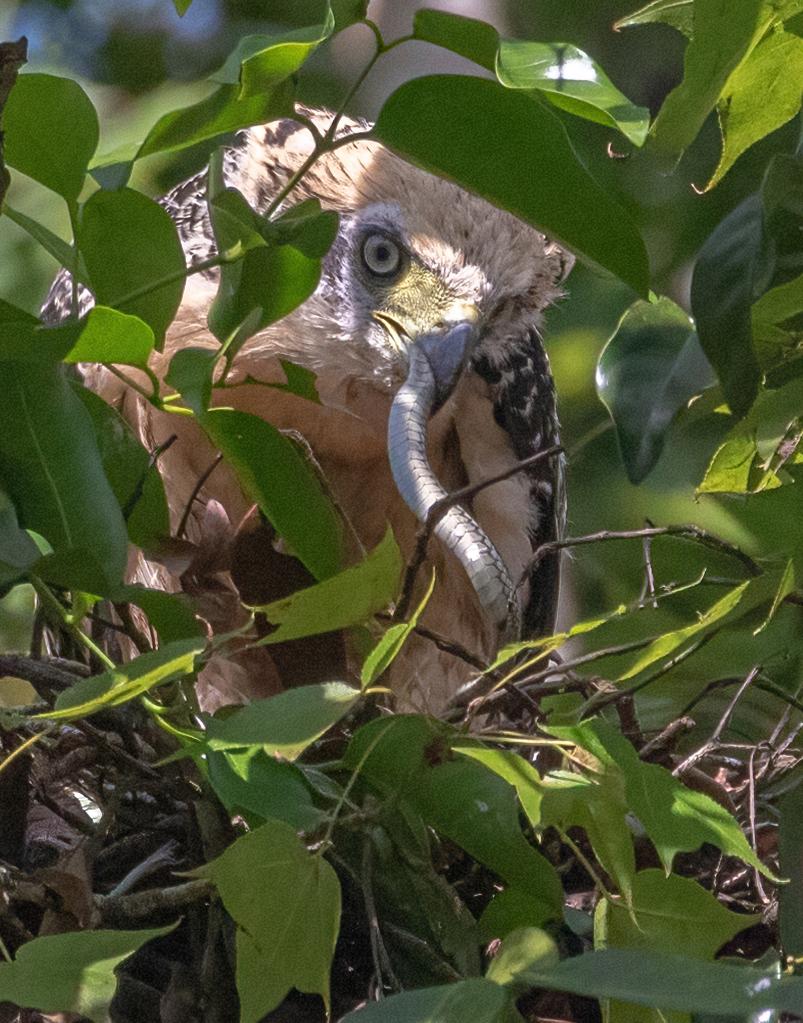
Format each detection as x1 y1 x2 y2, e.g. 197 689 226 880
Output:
388 345 521 642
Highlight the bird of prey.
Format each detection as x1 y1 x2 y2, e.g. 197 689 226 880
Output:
44 110 572 715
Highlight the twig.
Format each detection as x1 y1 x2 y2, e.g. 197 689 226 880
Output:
395 445 563 621
120 434 177 521
177 454 223 538
521 524 762 591
673 667 761 775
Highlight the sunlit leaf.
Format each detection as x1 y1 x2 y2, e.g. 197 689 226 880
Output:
203 681 360 760
374 75 649 295
707 31 803 189
3 73 98 200
197 820 340 1021
497 40 649 146
486 927 559 992
648 0 769 166
549 718 779 879
597 296 714 483
360 567 435 686
0 926 171 1022
614 0 693 35
60 306 155 367
413 11 649 145
43 637 203 720
210 15 334 98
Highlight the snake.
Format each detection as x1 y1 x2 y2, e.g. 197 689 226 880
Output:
388 338 522 643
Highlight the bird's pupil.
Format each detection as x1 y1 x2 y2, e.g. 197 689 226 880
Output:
376 245 389 263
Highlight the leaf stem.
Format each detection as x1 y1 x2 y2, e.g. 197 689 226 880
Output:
31 577 116 670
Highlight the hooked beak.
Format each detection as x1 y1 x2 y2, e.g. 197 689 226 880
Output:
374 310 480 411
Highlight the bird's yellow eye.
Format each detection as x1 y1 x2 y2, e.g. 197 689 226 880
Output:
361 233 402 278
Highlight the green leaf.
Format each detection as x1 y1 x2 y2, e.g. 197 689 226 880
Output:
413 9 500 69
540 771 636 900
79 188 185 344
597 869 759 1020
648 0 769 166
165 346 216 415
550 718 779 879
374 75 649 295
497 40 650 147
345 717 564 918
479 887 558 941
691 191 770 418
413 12 649 145
251 528 401 643
173 0 193 12
698 376 803 493
89 75 295 186
198 819 340 1021
707 31 803 189
2 73 98 201
3 204 76 268
614 0 693 35
201 407 344 581
0 362 128 593
60 306 155 367
43 637 203 720
207 748 325 829
340 978 512 1023
361 567 435 687
0 488 42 584
210 16 335 99
203 681 360 760
752 271 803 368
0 926 171 1022
596 296 715 483
73 386 170 550
486 927 559 992
519 948 803 1015
115 584 202 643
618 579 751 679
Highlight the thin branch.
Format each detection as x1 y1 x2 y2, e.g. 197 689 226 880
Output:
177 453 223 539
521 524 762 591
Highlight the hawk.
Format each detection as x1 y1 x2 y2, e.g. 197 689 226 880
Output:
44 111 572 715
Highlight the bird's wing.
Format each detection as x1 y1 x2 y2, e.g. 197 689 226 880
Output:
473 328 565 639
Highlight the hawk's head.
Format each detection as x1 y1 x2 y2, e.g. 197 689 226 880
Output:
237 118 573 398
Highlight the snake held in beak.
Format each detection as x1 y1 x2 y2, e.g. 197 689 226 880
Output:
388 324 521 642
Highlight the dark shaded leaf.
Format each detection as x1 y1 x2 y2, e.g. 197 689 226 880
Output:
779 773 803 959
3 73 98 200
73 385 169 549
374 75 649 294
597 296 715 482
201 407 343 581
0 488 41 585
0 362 128 593
691 194 763 416
115 584 203 642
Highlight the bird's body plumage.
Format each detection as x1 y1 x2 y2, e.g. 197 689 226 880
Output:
44 111 569 714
